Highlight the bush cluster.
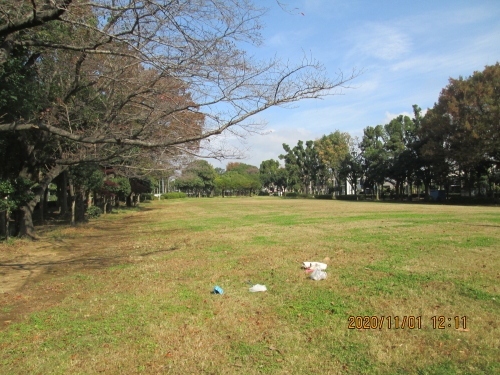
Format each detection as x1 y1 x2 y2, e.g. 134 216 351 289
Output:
314 194 333 200
447 196 498 205
283 192 314 199
161 192 187 199
335 195 360 201
86 205 103 219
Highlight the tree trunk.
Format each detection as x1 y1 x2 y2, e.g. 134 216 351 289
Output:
71 198 76 225
39 187 46 224
2 210 8 241
424 180 430 201
68 177 76 226
44 187 49 217
86 191 92 207
5 210 9 241
19 199 38 239
78 193 86 222
17 165 67 239
127 192 134 207
93 191 99 208
60 171 68 215
330 173 336 199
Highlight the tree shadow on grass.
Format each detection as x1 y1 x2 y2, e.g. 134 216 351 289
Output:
0 245 180 329
0 246 179 270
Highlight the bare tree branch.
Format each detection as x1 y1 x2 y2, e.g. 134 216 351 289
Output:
1 0 360 173
0 0 73 38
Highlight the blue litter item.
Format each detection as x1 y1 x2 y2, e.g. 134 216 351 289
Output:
213 286 224 294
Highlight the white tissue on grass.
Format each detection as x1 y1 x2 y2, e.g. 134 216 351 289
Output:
249 284 267 292
302 262 327 270
310 269 327 280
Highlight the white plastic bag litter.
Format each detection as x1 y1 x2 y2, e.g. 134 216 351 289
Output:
302 262 327 270
249 284 267 292
310 269 327 281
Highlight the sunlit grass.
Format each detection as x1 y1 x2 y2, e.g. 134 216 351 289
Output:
1 197 499 374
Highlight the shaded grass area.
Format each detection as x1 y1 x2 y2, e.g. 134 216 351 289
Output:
1 198 499 374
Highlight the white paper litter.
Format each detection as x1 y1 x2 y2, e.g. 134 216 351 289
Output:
302 262 327 270
249 284 267 292
310 269 327 281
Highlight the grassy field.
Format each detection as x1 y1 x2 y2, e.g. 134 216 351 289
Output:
0 197 499 374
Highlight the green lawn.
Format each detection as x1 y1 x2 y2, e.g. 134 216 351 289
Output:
1 197 499 374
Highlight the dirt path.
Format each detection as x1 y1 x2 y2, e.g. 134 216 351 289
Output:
1 221 135 293
0 209 160 327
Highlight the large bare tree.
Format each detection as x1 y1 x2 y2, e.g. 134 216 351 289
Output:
0 0 358 237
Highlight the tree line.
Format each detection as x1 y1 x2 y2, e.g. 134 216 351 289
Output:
0 0 351 239
172 161 261 197
260 64 500 200
1 1 496 239
167 62 500 203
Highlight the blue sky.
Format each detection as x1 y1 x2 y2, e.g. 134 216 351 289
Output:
207 0 500 169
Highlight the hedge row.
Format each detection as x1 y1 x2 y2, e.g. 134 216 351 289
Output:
314 194 333 200
140 192 187 200
161 192 187 199
335 195 362 201
282 193 363 200
283 193 315 199
447 195 498 205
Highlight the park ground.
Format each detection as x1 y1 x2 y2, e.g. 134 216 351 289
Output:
0 198 499 374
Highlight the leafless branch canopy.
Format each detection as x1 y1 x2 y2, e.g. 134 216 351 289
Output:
0 0 359 163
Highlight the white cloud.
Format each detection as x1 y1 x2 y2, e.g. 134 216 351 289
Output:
347 24 412 61
383 111 413 123
428 5 496 27
264 26 314 49
206 0 500 170
267 32 287 47
207 127 311 169
349 76 380 94
300 0 352 19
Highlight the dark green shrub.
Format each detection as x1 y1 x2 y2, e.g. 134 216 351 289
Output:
161 192 187 199
336 195 360 201
283 192 314 199
86 205 102 219
314 194 333 200
447 196 496 205
141 193 153 201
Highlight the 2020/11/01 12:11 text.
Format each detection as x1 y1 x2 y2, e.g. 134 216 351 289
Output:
348 316 468 330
